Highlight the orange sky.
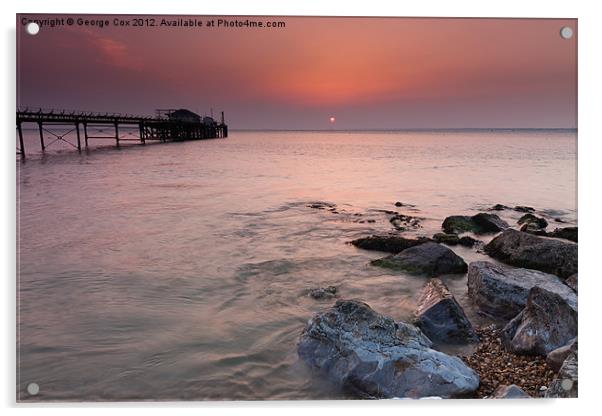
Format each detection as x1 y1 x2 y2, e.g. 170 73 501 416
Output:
17 15 577 129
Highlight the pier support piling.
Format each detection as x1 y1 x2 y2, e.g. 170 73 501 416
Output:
83 123 89 148
75 122 82 152
17 122 25 159
38 122 45 152
114 122 120 147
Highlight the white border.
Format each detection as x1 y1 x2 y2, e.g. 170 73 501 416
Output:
2 1 600 415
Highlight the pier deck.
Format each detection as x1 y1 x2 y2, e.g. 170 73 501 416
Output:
16 108 228 158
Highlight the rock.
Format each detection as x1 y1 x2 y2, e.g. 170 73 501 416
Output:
472 213 510 233
548 227 578 243
432 233 460 245
546 339 577 372
467 261 576 320
442 213 509 235
389 214 421 230
545 351 578 398
514 206 535 213
519 223 549 236
518 213 548 229
502 287 577 356
308 286 337 300
491 384 531 399
491 204 509 211
307 202 336 210
372 242 468 277
484 229 577 279
394 201 403 207
413 278 478 344
297 300 480 399
458 236 481 247
350 235 429 254
442 216 475 234
565 274 578 293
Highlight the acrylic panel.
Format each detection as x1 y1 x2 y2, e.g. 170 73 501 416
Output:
16 14 577 401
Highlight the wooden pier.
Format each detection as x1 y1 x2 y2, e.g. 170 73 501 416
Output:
16 108 228 159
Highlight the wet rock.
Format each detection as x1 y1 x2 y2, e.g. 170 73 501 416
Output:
565 274 578 293
389 213 421 231
297 299 479 399
308 286 337 300
514 206 535 213
546 339 577 372
350 235 429 254
545 351 578 398
432 233 460 245
519 223 549 236
484 229 577 279
548 227 578 243
442 216 475 234
518 213 548 229
458 236 481 247
442 213 509 235
307 202 336 210
491 204 510 211
472 213 510 233
491 384 531 399
467 261 575 320
502 287 577 356
413 278 478 344
372 242 468 277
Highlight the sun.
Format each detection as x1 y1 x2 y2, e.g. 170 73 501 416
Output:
329 116 336 123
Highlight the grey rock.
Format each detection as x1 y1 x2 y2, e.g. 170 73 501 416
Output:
414 278 478 344
371 242 468 277
566 274 578 293
467 261 575 320
491 204 510 211
472 213 510 233
548 227 578 243
491 384 531 399
432 233 460 245
518 213 548 229
459 236 481 247
514 206 535 213
546 338 577 372
502 287 577 356
297 299 480 399
442 213 509 235
545 351 578 398
350 235 429 254
484 229 577 279
308 286 337 300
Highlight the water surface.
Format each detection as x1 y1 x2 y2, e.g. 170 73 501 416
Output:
17 130 577 400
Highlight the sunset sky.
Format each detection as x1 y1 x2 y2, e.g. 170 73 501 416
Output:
17 15 577 129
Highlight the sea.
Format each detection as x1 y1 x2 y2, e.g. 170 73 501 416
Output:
16 129 577 400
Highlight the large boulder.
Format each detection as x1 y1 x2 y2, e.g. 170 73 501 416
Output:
350 235 429 254
442 213 509 235
297 300 480 399
484 229 577 279
502 287 577 356
491 384 530 399
413 278 478 344
467 261 575 320
546 338 577 372
371 242 468 277
545 351 578 398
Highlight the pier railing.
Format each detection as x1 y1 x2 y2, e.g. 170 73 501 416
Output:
16 108 227 158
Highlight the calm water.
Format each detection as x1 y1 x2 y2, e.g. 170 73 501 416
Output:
17 130 577 401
